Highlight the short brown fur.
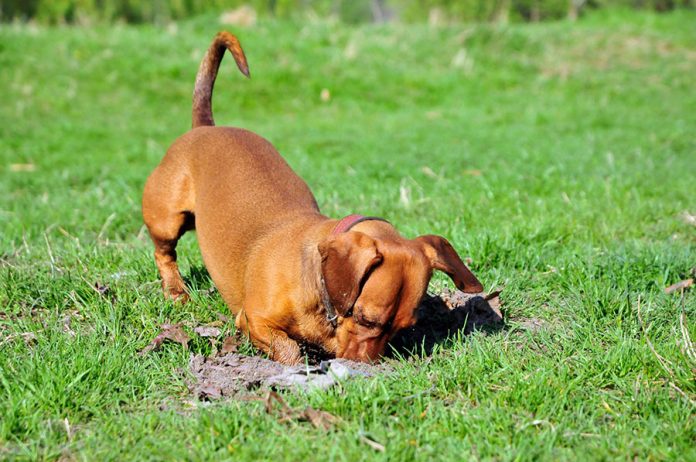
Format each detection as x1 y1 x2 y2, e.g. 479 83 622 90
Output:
142 31 483 364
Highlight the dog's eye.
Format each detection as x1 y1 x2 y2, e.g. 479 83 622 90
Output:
345 306 354 317
354 312 385 330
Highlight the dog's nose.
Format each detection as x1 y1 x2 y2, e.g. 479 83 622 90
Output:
338 340 384 363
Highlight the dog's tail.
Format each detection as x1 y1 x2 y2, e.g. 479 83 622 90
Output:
192 31 250 128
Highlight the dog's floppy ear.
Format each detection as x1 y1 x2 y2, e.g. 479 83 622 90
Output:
318 232 383 316
416 235 483 293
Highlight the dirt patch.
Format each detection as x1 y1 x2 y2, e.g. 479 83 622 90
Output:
188 289 503 400
189 354 390 399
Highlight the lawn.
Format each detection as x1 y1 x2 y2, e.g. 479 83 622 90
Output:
1 9 695 461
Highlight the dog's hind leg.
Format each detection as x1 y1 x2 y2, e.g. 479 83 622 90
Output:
142 165 195 302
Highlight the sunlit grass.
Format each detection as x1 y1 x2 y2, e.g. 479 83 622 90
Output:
1 9 695 461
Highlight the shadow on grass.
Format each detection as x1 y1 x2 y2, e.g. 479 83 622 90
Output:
387 292 504 359
184 265 214 291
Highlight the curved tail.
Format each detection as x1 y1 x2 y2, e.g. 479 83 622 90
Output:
192 31 250 128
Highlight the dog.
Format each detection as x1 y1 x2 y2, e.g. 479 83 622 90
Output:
142 31 483 364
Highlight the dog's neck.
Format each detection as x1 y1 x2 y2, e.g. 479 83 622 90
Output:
300 225 338 330
331 214 389 235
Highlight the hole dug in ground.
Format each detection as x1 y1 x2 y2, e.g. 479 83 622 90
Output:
188 288 505 400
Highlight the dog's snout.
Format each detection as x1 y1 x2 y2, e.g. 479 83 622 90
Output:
337 330 390 363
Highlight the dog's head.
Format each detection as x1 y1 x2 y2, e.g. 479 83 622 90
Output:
318 231 483 362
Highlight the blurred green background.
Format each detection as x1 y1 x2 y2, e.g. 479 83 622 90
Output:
2 0 694 24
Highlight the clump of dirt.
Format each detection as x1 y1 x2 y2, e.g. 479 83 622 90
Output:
190 353 283 399
187 289 503 400
189 354 391 400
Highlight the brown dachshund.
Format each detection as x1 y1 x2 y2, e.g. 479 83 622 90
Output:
142 31 483 364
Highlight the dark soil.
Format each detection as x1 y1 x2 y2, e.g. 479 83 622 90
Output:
388 288 503 357
189 354 392 399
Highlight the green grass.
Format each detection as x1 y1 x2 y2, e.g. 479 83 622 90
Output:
1 9 695 461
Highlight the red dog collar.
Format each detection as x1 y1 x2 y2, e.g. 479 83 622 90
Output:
331 214 389 235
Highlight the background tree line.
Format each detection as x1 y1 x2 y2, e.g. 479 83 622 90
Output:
1 0 693 24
